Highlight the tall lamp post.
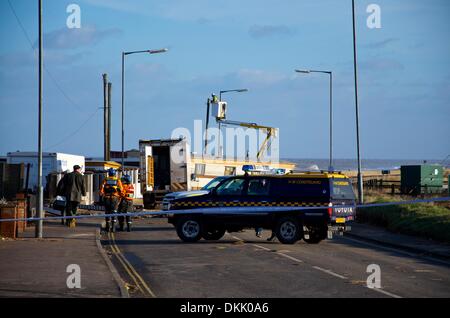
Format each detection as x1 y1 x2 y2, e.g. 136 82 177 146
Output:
295 69 333 171
121 48 168 173
36 0 43 238
352 0 363 204
216 89 248 157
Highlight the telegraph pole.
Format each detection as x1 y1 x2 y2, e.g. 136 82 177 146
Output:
107 82 111 161
35 0 43 238
352 0 364 204
204 98 210 158
103 74 109 161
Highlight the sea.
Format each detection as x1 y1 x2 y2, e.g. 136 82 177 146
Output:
284 158 450 172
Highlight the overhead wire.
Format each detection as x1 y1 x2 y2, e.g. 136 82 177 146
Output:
7 0 101 149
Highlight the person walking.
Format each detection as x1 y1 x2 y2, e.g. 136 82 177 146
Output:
55 170 69 225
100 168 123 232
118 174 134 232
63 165 86 228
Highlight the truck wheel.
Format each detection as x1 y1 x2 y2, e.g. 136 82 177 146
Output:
275 217 301 244
176 217 202 242
202 228 226 240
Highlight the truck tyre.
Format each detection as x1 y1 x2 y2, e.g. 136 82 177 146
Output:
275 217 302 244
202 228 226 240
176 216 203 242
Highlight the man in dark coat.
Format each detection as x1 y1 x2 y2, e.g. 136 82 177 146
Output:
63 165 86 227
55 170 69 225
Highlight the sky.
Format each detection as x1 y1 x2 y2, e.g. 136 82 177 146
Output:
0 0 449 160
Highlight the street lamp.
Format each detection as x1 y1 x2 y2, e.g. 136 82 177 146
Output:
352 0 363 204
295 69 333 171
121 48 168 172
216 88 248 157
219 89 248 101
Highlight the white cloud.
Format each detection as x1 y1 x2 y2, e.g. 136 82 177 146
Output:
41 25 122 50
248 25 296 39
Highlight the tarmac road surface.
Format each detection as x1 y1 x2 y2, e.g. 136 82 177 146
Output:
102 218 450 298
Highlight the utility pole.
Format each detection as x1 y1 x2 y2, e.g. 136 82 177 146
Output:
204 98 211 158
121 52 125 173
107 82 112 161
329 72 333 171
352 0 364 203
35 0 43 238
103 74 109 161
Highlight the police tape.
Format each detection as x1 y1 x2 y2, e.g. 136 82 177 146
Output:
0 196 449 223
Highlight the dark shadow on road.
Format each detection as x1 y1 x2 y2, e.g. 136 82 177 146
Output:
111 239 241 246
123 226 175 232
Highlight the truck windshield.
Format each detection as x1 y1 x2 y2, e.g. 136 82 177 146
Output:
331 180 356 200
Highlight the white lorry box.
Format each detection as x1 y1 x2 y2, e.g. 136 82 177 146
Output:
7 152 85 190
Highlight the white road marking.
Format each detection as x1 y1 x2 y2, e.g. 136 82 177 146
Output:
252 244 303 262
252 243 272 252
231 235 245 241
369 287 402 298
275 252 304 263
231 233 403 298
312 266 347 279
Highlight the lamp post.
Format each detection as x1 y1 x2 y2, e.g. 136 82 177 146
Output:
121 48 168 173
352 0 363 204
36 0 43 238
295 69 333 171
216 89 248 157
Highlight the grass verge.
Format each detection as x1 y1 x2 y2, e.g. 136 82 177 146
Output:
358 195 450 243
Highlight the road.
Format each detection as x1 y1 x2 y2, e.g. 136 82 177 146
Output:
102 217 450 298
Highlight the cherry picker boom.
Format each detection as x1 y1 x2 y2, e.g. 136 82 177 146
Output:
206 94 277 161
217 119 277 161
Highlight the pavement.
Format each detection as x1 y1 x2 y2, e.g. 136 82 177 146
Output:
346 223 450 261
0 217 126 298
103 217 450 298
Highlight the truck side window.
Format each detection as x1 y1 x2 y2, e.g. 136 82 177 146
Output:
216 178 245 196
247 179 270 196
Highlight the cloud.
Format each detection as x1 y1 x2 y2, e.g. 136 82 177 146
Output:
0 51 90 70
362 38 400 49
41 25 122 50
82 0 145 14
359 58 404 72
248 25 296 39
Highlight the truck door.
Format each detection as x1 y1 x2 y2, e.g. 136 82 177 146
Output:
243 177 272 226
153 146 171 190
211 177 247 225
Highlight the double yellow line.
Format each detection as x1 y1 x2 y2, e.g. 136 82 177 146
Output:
108 232 156 297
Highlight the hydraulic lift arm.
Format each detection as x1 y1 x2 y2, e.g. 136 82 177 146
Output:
218 119 277 160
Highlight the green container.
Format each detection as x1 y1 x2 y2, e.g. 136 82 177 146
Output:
400 164 443 195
